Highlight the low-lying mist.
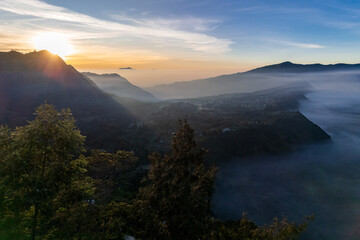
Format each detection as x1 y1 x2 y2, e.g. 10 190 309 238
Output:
211 72 360 239
146 70 360 100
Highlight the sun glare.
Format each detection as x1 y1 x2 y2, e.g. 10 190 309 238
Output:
32 32 74 58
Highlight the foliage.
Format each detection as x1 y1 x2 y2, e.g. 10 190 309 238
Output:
86 149 138 203
79 150 138 239
134 120 217 240
0 103 142 239
210 214 313 240
0 104 311 240
0 104 88 239
0 103 93 239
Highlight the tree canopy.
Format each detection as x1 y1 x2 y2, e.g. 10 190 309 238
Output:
0 105 310 240
0 103 92 239
134 120 217 240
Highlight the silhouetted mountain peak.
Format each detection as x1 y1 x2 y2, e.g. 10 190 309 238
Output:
1 50 65 65
29 49 55 57
0 50 96 89
1 50 64 72
247 61 360 74
0 50 136 144
280 61 294 65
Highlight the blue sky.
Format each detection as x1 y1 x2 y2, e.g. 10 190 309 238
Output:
0 0 360 86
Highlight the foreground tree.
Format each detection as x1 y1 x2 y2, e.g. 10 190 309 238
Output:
86 150 138 203
0 103 141 240
135 120 217 240
0 103 93 239
209 214 312 240
79 150 138 239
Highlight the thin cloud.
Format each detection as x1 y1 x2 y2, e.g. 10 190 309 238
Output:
0 0 233 53
325 21 359 30
271 40 325 49
110 15 220 32
235 6 316 15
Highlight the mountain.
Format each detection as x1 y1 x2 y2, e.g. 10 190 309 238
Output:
146 61 360 99
83 72 157 102
0 50 144 150
247 61 360 73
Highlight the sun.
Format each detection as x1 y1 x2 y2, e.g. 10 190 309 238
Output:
32 32 74 58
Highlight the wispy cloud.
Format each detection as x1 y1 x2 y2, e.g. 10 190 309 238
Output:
110 15 220 32
0 0 233 53
235 6 316 15
325 21 359 30
271 39 325 49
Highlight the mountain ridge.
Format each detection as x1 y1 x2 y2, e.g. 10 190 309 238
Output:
0 50 144 150
146 61 360 99
247 61 360 74
149 61 360 89
83 72 157 102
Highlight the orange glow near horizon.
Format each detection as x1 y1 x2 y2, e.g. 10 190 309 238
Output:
32 32 74 58
64 52 256 87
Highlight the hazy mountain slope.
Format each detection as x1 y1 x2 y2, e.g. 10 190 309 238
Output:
0 50 141 150
146 62 360 99
84 72 157 102
247 61 360 73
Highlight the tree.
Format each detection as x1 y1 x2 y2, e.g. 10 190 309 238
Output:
134 120 217 240
86 150 138 203
0 103 93 239
77 150 138 240
209 214 312 240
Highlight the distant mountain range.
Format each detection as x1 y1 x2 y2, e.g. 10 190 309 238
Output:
247 61 360 73
83 72 157 102
146 61 360 99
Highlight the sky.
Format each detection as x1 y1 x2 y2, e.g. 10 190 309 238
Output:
1 0 360 86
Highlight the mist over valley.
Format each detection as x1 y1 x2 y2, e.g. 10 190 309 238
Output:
213 75 360 239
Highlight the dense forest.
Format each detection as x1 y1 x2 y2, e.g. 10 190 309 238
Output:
0 103 311 239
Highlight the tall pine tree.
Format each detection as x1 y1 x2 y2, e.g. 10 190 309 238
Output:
135 120 217 240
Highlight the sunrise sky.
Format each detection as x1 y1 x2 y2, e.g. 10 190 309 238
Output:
1 0 360 86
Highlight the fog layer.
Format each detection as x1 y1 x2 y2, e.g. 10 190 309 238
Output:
212 72 360 239
147 70 360 99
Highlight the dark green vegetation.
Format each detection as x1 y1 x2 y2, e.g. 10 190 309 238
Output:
0 104 311 239
135 120 217 240
0 104 137 239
